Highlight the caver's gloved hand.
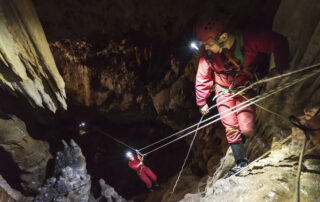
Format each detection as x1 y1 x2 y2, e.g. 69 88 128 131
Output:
199 104 209 115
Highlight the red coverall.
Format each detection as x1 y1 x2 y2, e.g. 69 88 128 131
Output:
128 155 157 188
195 29 288 144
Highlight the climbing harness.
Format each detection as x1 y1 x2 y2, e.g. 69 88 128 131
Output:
214 83 287 120
206 32 254 82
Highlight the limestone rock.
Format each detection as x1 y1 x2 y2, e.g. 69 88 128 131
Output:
97 179 132 202
0 0 66 112
35 139 91 202
0 175 33 202
179 139 320 202
0 115 52 193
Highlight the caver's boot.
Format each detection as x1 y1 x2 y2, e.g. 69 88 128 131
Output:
228 142 248 175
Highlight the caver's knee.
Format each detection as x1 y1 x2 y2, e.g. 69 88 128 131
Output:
240 124 254 136
238 113 255 136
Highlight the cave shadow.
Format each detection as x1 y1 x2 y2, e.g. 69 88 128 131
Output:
0 146 24 192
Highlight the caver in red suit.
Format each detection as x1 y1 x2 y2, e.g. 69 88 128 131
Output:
128 154 157 189
194 14 289 174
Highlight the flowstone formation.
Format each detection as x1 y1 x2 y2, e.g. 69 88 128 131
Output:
35 139 91 202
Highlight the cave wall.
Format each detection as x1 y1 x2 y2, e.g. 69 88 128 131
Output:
0 175 32 202
0 115 52 194
33 0 280 42
247 0 320 161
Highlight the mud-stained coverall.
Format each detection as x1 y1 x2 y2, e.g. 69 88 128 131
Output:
195 29 289 144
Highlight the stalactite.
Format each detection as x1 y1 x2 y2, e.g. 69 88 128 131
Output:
0 0 67 112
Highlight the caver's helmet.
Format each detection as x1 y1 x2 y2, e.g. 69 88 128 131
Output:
195 14 229 45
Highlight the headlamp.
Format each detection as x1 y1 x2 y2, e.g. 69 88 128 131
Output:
190 41 199 50
126 151 133 158
79 122 86 127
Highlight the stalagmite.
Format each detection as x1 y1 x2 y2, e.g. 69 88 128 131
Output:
35 139 91 202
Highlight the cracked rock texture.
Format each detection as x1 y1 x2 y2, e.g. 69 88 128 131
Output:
180 142 320 202
179 103 320 202
0 0 66 112
0 115 52 194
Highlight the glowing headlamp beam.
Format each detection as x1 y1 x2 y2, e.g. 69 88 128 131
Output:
79 122 86 127
190 42 199 50
126 151 133 157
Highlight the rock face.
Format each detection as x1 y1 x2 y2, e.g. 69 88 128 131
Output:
252 0 320 153
0 0 66 113
179 104 320 202
35 139 91 202
0 175 33 202
0 115 52 194
180 143 320 201
35 139 131 202
94 179 132 202
50 38 200 130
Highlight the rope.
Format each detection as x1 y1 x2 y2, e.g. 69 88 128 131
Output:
293 138 309 202
239 94 287 120
168 116 204 202
137 63 320 153
141 67 320 156
207 62 320 111
89 125 136 150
